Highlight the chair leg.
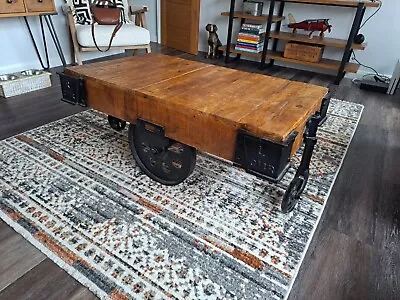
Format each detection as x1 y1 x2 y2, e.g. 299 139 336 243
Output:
141 12 148 29
67 24 75 64
69 40 76 65
67 12 83 65
75 49 83 65
146 45 151 53
135 13 141 26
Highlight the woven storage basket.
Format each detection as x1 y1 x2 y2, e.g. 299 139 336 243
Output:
284 41 324 63
0 71 51 98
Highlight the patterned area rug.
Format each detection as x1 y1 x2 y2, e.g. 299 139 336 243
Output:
0 99 362 300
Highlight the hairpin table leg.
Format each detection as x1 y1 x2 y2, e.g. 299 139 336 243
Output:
44 15 67 67
24 16 50 70
24 14 67 69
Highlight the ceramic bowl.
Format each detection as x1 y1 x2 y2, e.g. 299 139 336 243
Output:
21 69 42 76
0 74 18 81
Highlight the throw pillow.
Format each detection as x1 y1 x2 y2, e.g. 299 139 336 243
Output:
66 0 131 25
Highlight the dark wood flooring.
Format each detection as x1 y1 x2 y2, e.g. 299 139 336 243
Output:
0 43 399 300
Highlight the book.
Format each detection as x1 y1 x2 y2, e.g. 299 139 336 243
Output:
237 36 262 42
238 32 264 38
240 28 265 35
236 43 264 50
240 27 265 33
237 39 260 44
242 23 263 29
236 40 264 48
234 47 261 53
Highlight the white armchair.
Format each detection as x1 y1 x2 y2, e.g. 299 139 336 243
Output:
63 0 151 65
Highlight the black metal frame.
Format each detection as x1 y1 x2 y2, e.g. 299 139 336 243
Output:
259 0 276 69
295 113 320 181
234 129 298 182
268 1 285 68
24 14 67 70
334 3 366 84
280 112 321 212
318 96 330 125
224 0 236 63
58 72 87 107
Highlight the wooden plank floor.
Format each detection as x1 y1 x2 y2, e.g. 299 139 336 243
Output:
0 43 399 300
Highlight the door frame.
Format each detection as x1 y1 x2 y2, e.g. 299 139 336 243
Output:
157 0 161 43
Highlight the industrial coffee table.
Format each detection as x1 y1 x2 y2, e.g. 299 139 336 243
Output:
59 54 329 213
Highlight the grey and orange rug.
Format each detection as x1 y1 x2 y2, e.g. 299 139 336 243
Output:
0 99 362 300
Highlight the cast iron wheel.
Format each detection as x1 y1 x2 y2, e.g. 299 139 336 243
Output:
128 123 196 185
281 171 309 213
108 115 126 131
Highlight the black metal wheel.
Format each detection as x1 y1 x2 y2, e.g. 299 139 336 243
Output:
128 121 196 185
281 171 309 213
108 115 126 131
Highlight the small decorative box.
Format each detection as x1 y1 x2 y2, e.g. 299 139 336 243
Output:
243 1 263 17
0 70 52 98
284 42 324 63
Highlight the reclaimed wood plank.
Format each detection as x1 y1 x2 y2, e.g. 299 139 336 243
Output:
67 54 211 91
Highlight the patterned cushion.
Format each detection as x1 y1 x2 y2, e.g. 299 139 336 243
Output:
66 0 131 25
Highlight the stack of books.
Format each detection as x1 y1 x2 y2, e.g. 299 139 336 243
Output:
235 23 265 53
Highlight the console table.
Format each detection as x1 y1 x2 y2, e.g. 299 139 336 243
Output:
0 0 66 69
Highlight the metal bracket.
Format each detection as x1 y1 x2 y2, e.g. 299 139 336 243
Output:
234 129 298 182
318 95 330 126
135 118 165 136
296 113 321 178
58 72 87 107
281 113 321 213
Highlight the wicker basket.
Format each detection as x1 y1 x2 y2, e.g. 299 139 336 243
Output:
0 70 51 98
284 42 324 63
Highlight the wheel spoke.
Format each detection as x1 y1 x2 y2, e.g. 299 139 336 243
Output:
128 122 196 185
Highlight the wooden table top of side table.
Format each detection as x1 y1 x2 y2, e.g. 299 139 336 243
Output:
66 54 328 160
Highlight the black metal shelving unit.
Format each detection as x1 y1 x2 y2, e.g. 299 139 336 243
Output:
221 0 379 84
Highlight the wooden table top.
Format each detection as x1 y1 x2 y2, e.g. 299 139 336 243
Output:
67 54 328 144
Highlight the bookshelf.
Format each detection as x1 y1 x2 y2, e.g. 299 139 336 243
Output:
220 0 378 84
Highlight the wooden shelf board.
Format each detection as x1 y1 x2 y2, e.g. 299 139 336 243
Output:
266 51 360 73
0 11 57 18
276 0 379 8
269 31 366 50
219 44 262 58
220 45 360 73
221 12 285 22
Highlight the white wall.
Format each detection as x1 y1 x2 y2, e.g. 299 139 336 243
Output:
1 0 398 77
0 0 158 75
198 0 400 77
130 0 158 42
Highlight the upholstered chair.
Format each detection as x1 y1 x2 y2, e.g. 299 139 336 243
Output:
63 0 151 65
